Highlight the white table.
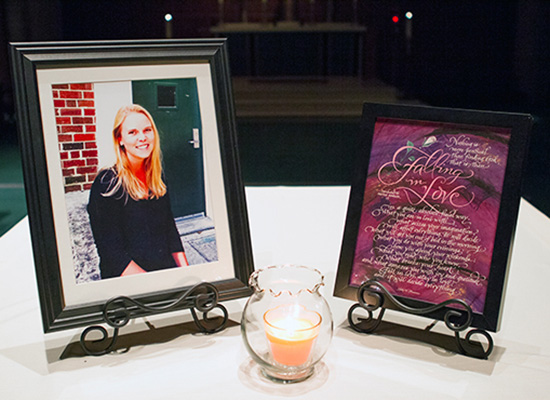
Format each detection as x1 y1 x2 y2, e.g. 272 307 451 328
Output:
1 187 550 399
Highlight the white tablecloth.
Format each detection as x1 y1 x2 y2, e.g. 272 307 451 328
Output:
1 187 549 399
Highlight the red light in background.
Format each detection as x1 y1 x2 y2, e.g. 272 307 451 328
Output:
392 15 399 23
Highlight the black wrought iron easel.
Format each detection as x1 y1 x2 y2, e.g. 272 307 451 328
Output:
347 279 494 359
79 282 228 356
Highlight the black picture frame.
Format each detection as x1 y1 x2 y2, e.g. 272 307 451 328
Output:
10 39 254 333
334 103 532 332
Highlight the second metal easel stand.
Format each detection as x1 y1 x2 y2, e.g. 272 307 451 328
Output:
79 282 228 356
348 279 494 359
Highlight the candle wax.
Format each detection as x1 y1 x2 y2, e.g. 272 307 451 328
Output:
264 315 319 366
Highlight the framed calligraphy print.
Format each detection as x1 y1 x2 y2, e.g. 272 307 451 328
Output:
334 103 532 332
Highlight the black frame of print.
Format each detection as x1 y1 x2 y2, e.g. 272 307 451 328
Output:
334 103 532 332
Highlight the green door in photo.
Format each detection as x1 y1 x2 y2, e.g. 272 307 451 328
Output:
132 79 205 218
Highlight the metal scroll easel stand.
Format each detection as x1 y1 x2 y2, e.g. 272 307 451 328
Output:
347 279 494 359
77 282 228 357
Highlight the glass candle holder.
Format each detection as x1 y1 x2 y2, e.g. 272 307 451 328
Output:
241 265 333 383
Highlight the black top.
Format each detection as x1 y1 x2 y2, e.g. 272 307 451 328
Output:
87 168 184 279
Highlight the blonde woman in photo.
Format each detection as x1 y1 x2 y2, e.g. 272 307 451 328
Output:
87 104 188 279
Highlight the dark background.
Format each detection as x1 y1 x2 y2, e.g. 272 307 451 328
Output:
1 0 549 217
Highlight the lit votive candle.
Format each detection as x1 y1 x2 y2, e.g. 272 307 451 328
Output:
263 304 321 366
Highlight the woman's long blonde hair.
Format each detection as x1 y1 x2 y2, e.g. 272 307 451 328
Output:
109 104 167 200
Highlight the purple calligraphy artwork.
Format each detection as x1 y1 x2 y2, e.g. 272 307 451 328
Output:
350 118 511 313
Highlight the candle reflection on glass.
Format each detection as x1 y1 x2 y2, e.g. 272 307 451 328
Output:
263 304 321 366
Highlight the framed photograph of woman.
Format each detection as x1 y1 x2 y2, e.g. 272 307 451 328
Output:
10 40 254 332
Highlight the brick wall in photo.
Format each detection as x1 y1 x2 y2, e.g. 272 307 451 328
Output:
52 83 99 193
